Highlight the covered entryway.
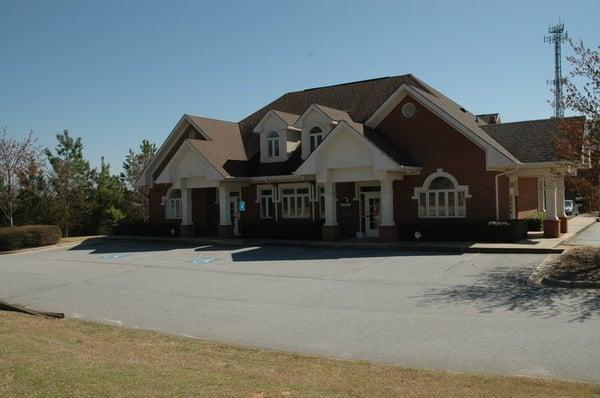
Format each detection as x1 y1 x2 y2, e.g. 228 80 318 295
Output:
294 121 421 241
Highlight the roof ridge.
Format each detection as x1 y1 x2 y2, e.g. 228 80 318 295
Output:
286 75 411 94
185 113 238 125
482 116 585 127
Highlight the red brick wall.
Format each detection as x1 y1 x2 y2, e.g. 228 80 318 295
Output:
517 177 539 219
378 95 511 223
149 184 170 223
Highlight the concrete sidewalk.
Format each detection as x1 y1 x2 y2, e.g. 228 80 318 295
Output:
108 215 597 254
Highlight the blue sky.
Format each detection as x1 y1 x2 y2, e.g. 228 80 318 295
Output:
1 0 599 172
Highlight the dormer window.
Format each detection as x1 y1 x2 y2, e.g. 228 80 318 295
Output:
309 127 323 152
267 131 280 158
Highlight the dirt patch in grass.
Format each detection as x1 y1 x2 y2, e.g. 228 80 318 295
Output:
547 247 600 282
0 311 599 398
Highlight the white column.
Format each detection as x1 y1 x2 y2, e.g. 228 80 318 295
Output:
323 182 337 226
181 181 193 226
556 175 566 218
544 175 558 220
537 177 545 211
379 179 395 226
218 184 231 226
509 175 517 219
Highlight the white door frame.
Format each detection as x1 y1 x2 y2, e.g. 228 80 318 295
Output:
363 192 381 238
229 191 241 236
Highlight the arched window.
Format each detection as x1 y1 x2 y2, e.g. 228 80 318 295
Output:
267 131 280 158
309 127 323 152
165 189 182 219
413 170 470 218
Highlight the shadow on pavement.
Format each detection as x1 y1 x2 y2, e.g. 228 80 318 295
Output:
419 265 600 322
196 244 460 262
68 238 461 261
68 238 204 254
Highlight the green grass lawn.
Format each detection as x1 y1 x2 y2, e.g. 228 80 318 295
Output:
1 311 598 397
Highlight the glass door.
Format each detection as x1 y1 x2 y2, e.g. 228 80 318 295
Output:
363 192 380 238
229 192 241 236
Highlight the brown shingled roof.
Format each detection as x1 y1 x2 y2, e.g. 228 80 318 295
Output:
271 110 299 126
186 116 248 177
166 75 582 180
481 116 585 163
238 75 432 158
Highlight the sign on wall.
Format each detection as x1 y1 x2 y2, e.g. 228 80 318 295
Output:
239 200 246 212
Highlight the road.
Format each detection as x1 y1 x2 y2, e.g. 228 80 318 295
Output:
1 239 599 382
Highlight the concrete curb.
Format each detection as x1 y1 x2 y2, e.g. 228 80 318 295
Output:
105 235 563 254
528 246 600 289
528 253 561 287
541 277 600 289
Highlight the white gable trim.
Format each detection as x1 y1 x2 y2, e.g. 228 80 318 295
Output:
294 120 416 177
252 110 298 133
135 114 210 188
155 140 225 185
365 84 519 169
293 104 337 129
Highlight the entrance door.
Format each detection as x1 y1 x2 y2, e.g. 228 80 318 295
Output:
229 192 241 236
363 192 380 238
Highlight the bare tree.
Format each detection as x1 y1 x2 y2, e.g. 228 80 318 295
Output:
553 39 600 211
0 127 41 227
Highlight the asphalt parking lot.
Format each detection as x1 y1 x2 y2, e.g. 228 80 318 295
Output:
1 239 599 382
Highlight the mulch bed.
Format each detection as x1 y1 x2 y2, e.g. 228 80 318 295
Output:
547 247 600 282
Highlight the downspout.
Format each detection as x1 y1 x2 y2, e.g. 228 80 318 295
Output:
495 166 520 221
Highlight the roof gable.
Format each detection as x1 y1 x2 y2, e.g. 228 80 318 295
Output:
252 110 299 133
295 120 411 177
364 83 519 168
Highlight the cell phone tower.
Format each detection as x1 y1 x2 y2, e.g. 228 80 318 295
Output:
544 20 568 118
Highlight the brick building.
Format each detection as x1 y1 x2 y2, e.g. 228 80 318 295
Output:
137 75 586 241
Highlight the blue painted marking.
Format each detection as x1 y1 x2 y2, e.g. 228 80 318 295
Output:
102 253 129 259
191 257 219 265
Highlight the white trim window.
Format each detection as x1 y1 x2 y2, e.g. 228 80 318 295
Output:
164 189 182 219
280 185 311 219
267 131 280 158
259 187 274 219
309 127 323 153
413 170 470 218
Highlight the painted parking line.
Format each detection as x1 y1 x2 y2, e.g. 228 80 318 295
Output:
191 257 220 265
101 253 130 260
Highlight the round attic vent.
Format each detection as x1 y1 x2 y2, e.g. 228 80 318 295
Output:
401 102 416 118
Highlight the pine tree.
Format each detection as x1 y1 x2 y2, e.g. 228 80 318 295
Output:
121 139 156 222
45 130 93 237
92 157 126 234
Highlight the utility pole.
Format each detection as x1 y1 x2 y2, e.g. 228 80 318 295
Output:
544 20 568 118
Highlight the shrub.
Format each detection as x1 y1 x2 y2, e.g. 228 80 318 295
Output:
98 206 126 235
524 211 545 231
0 225 62 251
